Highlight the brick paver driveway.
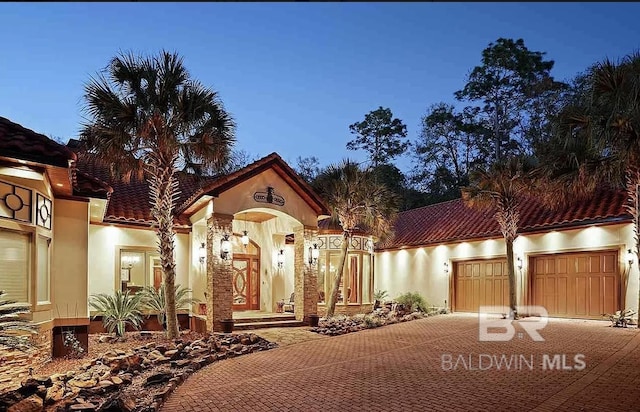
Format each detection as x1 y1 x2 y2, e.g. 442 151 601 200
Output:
163 314 640 411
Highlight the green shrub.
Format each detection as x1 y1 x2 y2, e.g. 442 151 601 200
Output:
89 290 145 337
141 284 200 330
0 290 38 351
373 289 389 301
395 292 429 312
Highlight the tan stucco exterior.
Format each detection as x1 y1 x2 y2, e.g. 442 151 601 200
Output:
52 198 89 318
88 224 191 299
375 223 638 313
211 168 320 227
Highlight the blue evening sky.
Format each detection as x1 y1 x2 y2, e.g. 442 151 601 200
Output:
1 3 638 174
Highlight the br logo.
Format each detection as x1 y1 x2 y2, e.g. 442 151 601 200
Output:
478 306 548 342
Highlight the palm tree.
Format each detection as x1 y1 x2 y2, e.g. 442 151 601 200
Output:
80 51 236 338
313 160 398 317
461 156 537 318
0 290 38 351
547 53 640 323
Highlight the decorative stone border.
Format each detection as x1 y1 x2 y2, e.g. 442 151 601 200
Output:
1 332 277 412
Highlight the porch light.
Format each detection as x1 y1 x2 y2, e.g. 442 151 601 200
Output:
443 262 449 275
241 212 249 248
516 256 523 270
241 230 250 248
199 242 206 264
308 243 319 265
220 234 232 260
628 249 634 267
277 249 285 268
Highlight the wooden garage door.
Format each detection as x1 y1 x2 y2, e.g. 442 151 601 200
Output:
454 259 509 312
532 251 618 319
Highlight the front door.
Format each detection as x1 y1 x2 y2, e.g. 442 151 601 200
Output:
232 256 260 310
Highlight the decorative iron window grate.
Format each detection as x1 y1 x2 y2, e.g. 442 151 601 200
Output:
0 181 32 223
36 193 52 230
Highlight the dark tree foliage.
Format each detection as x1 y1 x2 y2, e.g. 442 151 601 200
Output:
347 107 409 168
455 38 566 162
294 155 322 183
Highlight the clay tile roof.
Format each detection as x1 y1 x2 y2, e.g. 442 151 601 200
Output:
380 187 631 250
73 170 113 199
0 116 76 167
75 153 217 227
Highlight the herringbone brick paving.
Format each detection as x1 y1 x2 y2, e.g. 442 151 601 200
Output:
162 315 640 411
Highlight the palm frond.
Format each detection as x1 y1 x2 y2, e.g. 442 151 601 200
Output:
89 290 145 337
0 290 38 351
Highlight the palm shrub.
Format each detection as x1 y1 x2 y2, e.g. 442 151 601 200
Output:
0 290 38 351
141 284 199 330
89 290 145 337
395 292 429 312
373 289 389 309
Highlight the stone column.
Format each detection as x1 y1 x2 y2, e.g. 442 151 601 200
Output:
293 225 319 322
206 213 234 332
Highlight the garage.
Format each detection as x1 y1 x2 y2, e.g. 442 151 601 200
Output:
531 250 619 319
454 258 509 312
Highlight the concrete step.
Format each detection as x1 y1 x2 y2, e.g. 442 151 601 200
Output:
234 319 306 331
233 315 295 324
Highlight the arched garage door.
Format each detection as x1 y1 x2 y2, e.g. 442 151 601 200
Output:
531 250 619 319
454 258 509 312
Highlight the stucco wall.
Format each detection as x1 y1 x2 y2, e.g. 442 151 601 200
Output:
212 168 319 227
52 198 89 318
88 224 190 300
375 223 638 313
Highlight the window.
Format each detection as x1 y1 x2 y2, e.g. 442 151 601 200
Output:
317 255 326 303
362 254 372 303
37 235 50 303
0 229 30 303
118 248 161 293
347 254 360 303
317 249 374 305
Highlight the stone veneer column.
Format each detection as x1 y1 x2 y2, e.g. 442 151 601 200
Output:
293 225 319 322
206 213 234 332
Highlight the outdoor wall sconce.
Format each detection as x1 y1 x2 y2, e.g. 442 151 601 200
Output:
277 249 285 269
627 249 634 267
443 262 449 276
220 234 232 260
308 243 320 265
516 256 523 270
199 242 206 264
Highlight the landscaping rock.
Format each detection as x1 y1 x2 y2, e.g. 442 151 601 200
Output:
7 394 42 412
0 332 278 412
145 371 173 386
45 383 65 404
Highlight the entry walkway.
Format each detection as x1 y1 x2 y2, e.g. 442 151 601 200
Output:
163 314 640 411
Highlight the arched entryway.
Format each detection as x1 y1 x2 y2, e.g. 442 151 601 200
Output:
230 234 260 310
